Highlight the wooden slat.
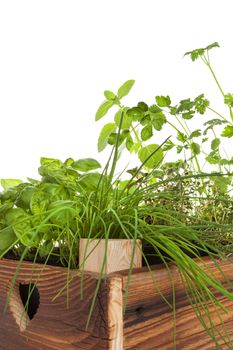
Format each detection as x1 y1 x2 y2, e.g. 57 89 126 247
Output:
0 258 120 350
1 257 233 349
120 257 233 349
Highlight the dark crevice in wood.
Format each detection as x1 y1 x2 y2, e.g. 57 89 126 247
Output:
19 283 40 320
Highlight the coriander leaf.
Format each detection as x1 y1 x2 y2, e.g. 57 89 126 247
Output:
177 132 187 143
150 112 167 131
155 95 171 107
189 129 201 139
221 125 233 138
224 93 233 107
194 94 209 114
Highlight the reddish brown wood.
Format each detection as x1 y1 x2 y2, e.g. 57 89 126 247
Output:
1 257 233 349
121 257 233 349
0 259 119 350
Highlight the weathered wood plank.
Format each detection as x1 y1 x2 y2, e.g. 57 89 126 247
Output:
0 259 118 350
121 257 233 349
1 257 233 349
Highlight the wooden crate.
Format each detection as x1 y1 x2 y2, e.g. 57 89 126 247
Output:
1 257 233 349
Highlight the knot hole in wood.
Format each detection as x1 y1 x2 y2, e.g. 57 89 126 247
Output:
9 282 40 332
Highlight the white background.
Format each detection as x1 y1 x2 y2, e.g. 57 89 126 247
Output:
0 0 233 180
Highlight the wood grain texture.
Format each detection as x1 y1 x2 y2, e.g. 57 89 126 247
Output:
120 257 233 349
1 257 233 349
79 239 142 274
0 258 121 350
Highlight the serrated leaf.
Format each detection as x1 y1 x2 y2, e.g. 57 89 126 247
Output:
138 144 164 169
177 99 194 113
117 80 135 99
184 48 205 61
189 129 201 139
224 93 233 107
72 158 101 172
97 123 116 152
206 42 220 51
206 151 220 165
177 145 183 154
221 125 233 138
40 157 63 169
182 111 195 120
95 100 114 121
184 42 219 62
211 138 220 150
150 112 166 131
104 90 116 100
127 107 144 121
177 132 187 143
149 104 162 113
162 140 175 151
194 94 209 114
141 125 153 141
1 179 22 190
155 95 171 107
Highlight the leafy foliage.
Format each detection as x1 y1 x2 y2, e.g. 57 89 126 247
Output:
1 43 233 350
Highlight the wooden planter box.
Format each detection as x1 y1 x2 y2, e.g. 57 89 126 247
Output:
1 243 233 349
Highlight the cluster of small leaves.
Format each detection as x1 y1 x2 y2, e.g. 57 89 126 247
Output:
0 157 103 262
96 73 233 175
184 42 220 62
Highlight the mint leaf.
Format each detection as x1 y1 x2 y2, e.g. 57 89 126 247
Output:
97 123 116 152
141 125 153 141
138 144 164 169
104 90 116 100
114 109 131 128
95 100 114 121
117 80 135 99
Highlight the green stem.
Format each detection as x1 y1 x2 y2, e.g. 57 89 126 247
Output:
109 109 124 182
207 106 232 125
204 57 233 122
131 125 141 145
206 63 225 97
